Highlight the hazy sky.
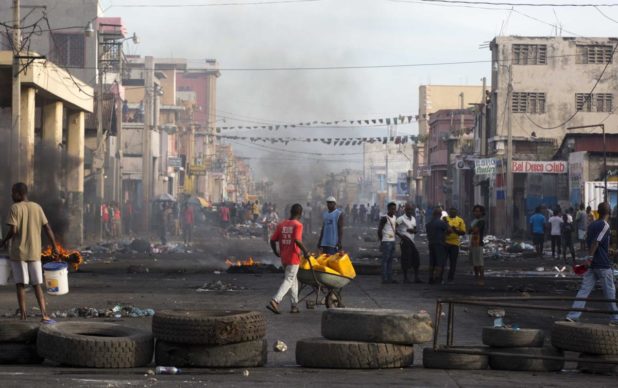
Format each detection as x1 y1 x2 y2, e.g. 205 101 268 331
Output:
102 0 618 174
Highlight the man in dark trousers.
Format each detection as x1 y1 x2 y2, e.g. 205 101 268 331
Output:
0 183 59 323
566 202 618 324
378 202 398 284
426 207 451 284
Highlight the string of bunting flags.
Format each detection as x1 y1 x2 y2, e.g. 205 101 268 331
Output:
210 114 418 132
206 133 418 146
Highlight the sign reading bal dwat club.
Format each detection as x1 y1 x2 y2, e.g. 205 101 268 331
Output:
512 161 568 174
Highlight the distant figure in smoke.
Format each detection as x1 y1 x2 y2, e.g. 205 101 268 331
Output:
101 203 110 238
359 204 367 226
0 183 59 323
318 196 344 254
378 202 398 284
267 203 309 314
159 203 171 245
252 201 260 223
123 199 134 235
351 204 358 225
220 203 231 230
181 203 194 244
304 202 313 234
469 205 486 286
262 206 279 241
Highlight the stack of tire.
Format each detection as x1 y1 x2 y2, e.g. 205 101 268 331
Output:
296 308 433 369
37 321 153 368
153 310 268 368
483 326 563 372
552 322 618 375
0 321 42 365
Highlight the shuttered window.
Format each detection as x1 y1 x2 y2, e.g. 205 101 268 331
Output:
576 93 613 112
512 92 546 114
576 45 614 64
512 44 547 65
51 33 85 67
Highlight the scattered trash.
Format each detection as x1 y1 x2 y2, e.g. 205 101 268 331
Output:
196 280 246 292
146 369 155 376
213 270 222 275
536 267 544 272
155 366 181 375
273 340 288 352
242 369 250 377
46 304 155 319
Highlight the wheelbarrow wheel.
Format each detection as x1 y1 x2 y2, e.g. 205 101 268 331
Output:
325 291 343 309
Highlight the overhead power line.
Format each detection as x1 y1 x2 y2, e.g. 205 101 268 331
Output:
419 0 618 7
109 0 320 8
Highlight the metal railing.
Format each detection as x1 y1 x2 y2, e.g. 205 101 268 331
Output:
432 296 618 365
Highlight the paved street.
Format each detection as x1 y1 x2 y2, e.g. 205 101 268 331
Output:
0 239 616 387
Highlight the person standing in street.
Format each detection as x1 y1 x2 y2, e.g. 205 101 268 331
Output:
469 205 486 286
267 204 309 314
548 210 563 259
445 207 466 284
318 196 343 254
0 183 59 323
378 202 398 284
181 203 194 245
565 202 618 325
530 206 547 259
426 208 450 284
561 210 576 265
575 203 587 252
396 203 422 283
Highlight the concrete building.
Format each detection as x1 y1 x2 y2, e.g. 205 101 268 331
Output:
488 36 618 235
0 51 93 245
363 138 414 208
426 109 475 213
415 85 486 206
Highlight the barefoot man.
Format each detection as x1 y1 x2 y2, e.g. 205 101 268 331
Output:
0 183 59 323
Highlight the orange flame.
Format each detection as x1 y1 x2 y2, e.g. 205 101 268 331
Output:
225 257 259 267
41 244 84 271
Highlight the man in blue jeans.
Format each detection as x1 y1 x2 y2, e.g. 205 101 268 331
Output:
529 206 547 259
566 202 618 325
378 202 398 284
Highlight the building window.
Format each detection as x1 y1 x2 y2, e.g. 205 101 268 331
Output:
50 33 85 67
512 44 547 65
512 92 546 114
575 93 613 112
576 45 614 64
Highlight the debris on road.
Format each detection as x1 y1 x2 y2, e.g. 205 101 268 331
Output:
274 340 288 352
196 280 246 292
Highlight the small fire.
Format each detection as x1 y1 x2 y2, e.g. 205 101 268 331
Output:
225 257 259 267
41 244 84 271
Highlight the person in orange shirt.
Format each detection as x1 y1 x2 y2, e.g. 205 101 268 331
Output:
267 204 309 314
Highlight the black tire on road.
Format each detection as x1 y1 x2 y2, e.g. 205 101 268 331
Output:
37 321 154 368
482 327 545 348
0 321 40 344
155 339 267 368
296 338 414 369
551 322 618 355
422 346 489 370
0 343 43 364
577 353 618 375
488 347 564 372
321 308 433 345
152 310 266 345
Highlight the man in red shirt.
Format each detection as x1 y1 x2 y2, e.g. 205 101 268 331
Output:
267 203 309 314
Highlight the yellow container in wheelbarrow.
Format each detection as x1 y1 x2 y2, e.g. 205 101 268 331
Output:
327 253 356 279
300 256 319 270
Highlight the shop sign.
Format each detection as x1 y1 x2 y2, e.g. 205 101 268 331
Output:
189 164 206 176
474 158 497 175
168 156 183 168
512 161 567 174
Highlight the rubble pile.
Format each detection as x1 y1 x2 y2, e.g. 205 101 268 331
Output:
227 224 263 239
196 280 247 292
2 304 155 319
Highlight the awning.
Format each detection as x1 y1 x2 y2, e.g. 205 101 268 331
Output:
187 196 210 208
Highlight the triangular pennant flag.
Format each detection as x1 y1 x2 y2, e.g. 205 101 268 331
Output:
407 115 413 123
379 119 384 124
382 137 387 144
386 118 391 125
372 119 376 124
394 118 398 125
402 136 408 144
357 120 362 125
395 136 401 144
364 120 369 124
334 121 339 124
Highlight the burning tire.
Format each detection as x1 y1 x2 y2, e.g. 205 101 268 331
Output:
422 346 489 370
578 353 618 375
0 343 43 364
296 338 414 369
488 347 564 372
551 322 618 355
0 321 40 344
321 308 433 345
37 321 153 368
482 327 545 348
155 339 267 368
152 310 266 345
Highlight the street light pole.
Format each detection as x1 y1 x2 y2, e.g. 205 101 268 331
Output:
567 124 607 203
505 65 514 238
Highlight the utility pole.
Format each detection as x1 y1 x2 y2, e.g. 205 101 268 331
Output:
142 56 154 233
505 65 513 237
11 0 21 185
95 32 105 241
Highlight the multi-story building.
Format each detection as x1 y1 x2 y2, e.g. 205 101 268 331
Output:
363 139 414 208
488 36 618 235
415 85 486 206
